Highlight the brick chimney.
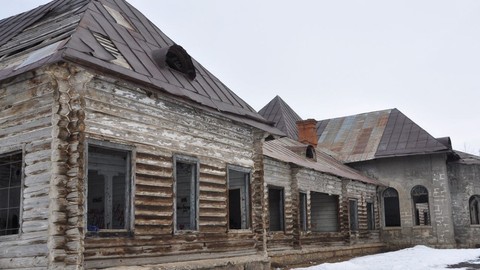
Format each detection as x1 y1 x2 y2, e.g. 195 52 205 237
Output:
296 119 318 147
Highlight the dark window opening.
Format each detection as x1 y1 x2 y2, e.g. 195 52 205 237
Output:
470 195 480 225
411 185 430 226
349 199 358 231
0 152 22 236
87 145 130 232
299 192 308 231
268 187 284 231
228 169 250 230
310 192 339 232
383 188 401 227
367 202 375 230
175 158 198 231
306 145 316 160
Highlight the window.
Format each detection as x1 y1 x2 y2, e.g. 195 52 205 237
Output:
310 192 339 232
87 145 131 232
228 167 250 230
412 185 430 226
174 156 198 231
268 187 284 231
383 188 401 227
0 151 22 236
299 192 308 231
470 195 480 225
306 145 316 160
367 202 375 230
349 199 358 231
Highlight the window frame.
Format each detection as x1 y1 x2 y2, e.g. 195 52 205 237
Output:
383 187 401 227
349 199 358 232
173 154 200 233
366 201 375 230
0 148 24 239
226 165 252 231
84 140 135 235
411 185 431 226
268 186 285 232
299 192 308 232
470 195 480 225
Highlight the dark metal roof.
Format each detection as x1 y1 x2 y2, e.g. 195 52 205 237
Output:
0 0 280 134
259 95 302 140
264 137 381 185
316 109 449 163
451 151 480 165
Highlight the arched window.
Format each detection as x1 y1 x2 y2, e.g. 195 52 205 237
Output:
383 188 401 227
470 195 480 225
411 185 430 226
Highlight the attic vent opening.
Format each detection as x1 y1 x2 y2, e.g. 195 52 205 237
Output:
152 45 196 80
306 145 316 160
92 32 131 69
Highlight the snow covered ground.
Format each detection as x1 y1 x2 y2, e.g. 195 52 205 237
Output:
293 245 480 270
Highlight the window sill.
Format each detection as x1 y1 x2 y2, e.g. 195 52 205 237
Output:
413 226 432 229
382 226 402 230
174 230 199 235
228 229 253 234
86 230 133 238
0 234 20 241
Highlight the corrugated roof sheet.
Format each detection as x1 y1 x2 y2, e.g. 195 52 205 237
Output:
316 108 449 162
264 137 381 185
0 0 281 134
259 95 302 140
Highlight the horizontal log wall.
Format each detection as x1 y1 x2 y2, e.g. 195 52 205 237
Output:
0 70 54 269
82 74 260 268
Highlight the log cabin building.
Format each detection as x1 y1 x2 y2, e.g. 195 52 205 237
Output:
0 0 478 269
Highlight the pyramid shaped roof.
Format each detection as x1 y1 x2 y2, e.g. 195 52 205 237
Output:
0 0 279 133
259 95 302 139
316 108 449 162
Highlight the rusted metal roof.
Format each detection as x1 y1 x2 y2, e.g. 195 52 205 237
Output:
0 0 281 134
316 108 449 163
264 137 381 185
259 95 302 140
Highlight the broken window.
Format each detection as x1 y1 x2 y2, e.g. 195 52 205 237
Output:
383 187 401 227
228 167 250 230
174 157 198 231
470 195 480 225
306 145 316 160
0 151 22 236
299 192 308 231
412 185 430 226
310 192 339 232
268 187 285 231
349 199 358 231
87 144 131 232
367 202 375 230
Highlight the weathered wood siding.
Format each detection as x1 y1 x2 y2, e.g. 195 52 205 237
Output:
0 70 54 269
81 73 263 268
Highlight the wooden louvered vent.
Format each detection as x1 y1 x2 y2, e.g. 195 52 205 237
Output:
92 32 131 69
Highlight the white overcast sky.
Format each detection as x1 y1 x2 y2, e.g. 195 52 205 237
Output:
2 1 480 154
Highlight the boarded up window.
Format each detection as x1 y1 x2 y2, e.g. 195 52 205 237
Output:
175 157 198 231
349 199 358 231
0 152 22 236
299 192 308 231
268 187 284 231
470 195 480 225
87 145 131 231
383 188 401 227
367 202 375 230
228 168 250 229
412 185 430 226
311 192 339 232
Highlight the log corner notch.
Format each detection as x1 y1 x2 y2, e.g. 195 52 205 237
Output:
47 63 93 269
